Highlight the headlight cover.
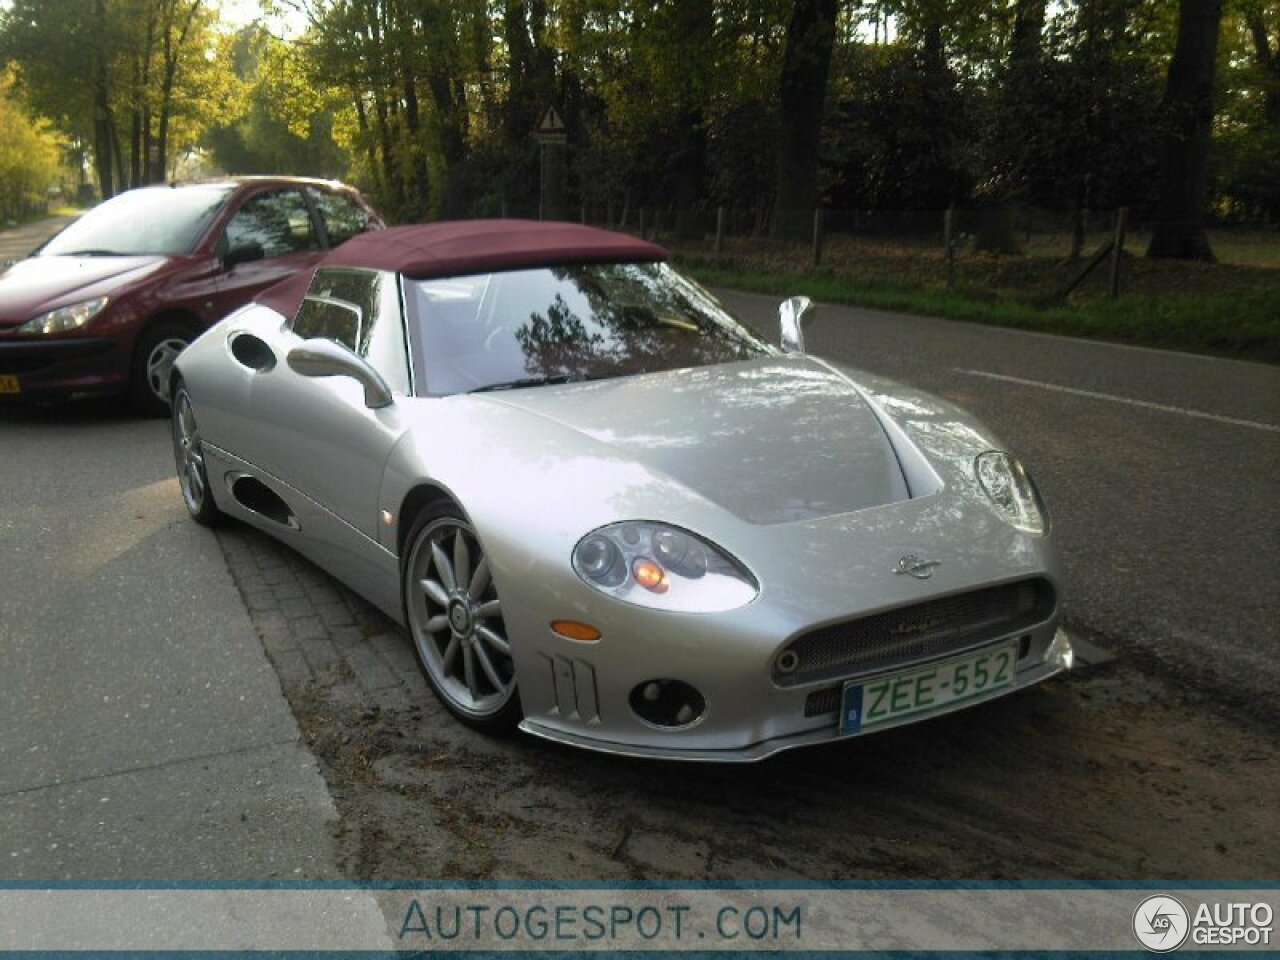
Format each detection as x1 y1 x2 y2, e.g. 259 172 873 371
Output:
974 451 1047 535
572 521 758 612
17 297 109 335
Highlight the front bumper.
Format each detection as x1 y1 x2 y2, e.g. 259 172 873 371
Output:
518 627 1072 761
0 335 127 398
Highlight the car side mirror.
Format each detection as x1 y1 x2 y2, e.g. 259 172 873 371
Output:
223 241 265 269
286 338 393 409
779 296 815 354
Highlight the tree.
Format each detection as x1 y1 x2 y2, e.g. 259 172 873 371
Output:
774 0 838 240
1 0 230 196
203 27 348 178
1147 0 1224 261
0 70 63 221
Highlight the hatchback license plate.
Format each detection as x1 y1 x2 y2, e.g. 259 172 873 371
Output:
0 375 19 394
840 641 1018 733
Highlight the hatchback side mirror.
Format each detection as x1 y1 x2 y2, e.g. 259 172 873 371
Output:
287 338 393 409
779 296 815 353
223 241 265 269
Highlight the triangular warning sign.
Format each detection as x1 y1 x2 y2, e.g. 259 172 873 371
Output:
536 106 566 134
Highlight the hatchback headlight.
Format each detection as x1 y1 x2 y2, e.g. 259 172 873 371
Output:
974 451 1047 535
572 521 758 612
17 297 109 335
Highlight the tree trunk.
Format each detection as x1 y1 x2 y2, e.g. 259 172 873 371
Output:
1246 11 1279 127
1147 0 1223 262
92 0 115 198
672 0 713 241
772 0 838 241
1011 0 1047 65
156 0 201 184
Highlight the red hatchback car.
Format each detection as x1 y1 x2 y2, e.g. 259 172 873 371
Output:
0 176 382 414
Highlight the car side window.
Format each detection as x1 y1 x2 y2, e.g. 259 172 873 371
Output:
223 189 319 258
309 189 372 247
294 268 411 395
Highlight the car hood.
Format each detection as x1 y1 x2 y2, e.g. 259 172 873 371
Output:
0 255 170 327
480 356 911 525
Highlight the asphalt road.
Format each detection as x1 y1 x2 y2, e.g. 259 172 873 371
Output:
719 289 1280 720
0 220 379 890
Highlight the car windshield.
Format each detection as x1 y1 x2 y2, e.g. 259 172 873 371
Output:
407 262 774 396
39 185 234 257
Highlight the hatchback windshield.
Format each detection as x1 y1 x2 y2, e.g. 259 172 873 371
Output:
408 262 773 395
40 185 234 257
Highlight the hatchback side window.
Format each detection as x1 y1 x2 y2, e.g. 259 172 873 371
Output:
309 189 372 247
294 268 410 395
223 189 319 258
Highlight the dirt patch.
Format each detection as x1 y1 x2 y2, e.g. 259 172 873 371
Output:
286 649 1278 881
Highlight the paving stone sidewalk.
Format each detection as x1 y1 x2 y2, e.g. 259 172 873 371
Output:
214 523 430 713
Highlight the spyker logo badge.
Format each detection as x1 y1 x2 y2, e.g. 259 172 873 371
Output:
892 555 941 580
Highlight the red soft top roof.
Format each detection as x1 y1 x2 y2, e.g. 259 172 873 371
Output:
255 219 667 319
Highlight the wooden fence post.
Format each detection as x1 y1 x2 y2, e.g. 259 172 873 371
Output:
1109 207 1128 299
812 207 824 268
944 207 956 291
714 206 725 258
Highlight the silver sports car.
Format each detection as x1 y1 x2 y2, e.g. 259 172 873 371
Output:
171 219 1072 761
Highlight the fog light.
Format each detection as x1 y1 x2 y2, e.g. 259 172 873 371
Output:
629 679 706 729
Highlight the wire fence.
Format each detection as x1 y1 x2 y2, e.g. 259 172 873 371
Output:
493 201 1279 302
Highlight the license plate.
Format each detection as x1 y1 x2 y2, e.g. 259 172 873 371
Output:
0 375 19 394
840 641 1018 733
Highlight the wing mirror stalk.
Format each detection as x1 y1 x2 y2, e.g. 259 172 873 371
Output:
287 338 394 409
779 296 815 354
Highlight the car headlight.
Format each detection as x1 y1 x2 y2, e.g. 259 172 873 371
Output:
572 521 758 612
974 451 1047 535
16 297 109 335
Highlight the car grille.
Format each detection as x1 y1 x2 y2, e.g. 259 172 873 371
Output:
776 578 1054 687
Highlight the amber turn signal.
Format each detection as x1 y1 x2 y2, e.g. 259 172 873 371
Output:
551 620 602 642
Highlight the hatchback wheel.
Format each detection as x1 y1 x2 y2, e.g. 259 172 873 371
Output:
132 322 196 416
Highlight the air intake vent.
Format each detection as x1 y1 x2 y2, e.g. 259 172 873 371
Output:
775 578 1054 686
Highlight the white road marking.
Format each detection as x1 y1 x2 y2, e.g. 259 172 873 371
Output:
953 368 1280 434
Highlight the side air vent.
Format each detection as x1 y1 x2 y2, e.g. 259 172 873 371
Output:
229 474 299 530
228 332 277 371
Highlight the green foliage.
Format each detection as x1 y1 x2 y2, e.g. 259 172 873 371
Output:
202 26 350 177
3 0 1276 243
0 71 64 221
0 0 238 193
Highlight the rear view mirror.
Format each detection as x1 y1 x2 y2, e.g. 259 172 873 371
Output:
223 241 265 269
287 338 393 409
779 296 815 353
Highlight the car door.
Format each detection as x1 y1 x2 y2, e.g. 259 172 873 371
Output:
230 267 411 542
208 187 327 319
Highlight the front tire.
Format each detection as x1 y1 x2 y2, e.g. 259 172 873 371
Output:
403 505 520 732
132 321 197 417
171 380 220 527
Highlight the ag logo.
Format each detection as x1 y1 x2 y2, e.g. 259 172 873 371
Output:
1133 895 1190 952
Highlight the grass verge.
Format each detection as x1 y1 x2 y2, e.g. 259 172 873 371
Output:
679 254 1280 365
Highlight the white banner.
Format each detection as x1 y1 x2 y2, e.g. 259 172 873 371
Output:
0 886 1275 952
